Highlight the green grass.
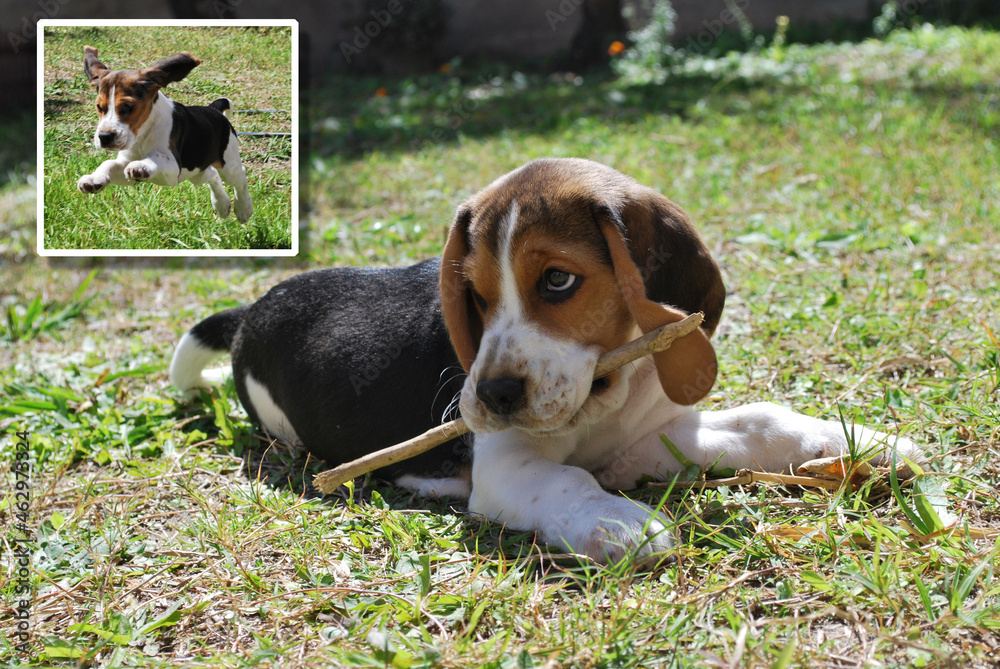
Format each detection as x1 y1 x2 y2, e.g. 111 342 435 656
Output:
2 23 999 669
41 25 294 252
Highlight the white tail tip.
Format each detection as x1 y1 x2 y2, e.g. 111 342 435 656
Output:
169 331 229 393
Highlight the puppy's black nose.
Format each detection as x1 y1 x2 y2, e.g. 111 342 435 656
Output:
98 132 116 148
476 377 525 416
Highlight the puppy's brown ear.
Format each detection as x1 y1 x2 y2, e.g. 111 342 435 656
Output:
83 46 110 87
139 52 201 88
440 207 482 371
617 185 726 336
597 208 719 405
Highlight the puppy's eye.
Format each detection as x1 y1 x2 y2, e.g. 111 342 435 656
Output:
471 288 488 312
545 269 575 291
539 268 581 303
119 104 134 115
97 103 106 114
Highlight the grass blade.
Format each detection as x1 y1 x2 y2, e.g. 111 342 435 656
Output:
888 437 931 536
911 477 957 533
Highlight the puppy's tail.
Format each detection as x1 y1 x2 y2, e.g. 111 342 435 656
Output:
170 306 248 394
209 97 233 120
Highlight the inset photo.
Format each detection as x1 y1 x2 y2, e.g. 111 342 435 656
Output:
38 20 297 256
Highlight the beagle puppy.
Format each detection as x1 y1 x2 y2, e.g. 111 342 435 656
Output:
77 47 253 223
171 158 920 563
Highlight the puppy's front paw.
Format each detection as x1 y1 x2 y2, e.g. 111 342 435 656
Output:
211 191 232 219
77 173 109 194
804 425 925 480
124 161 152 181
860 433 925 477
234 195 252 222
557 495 676 566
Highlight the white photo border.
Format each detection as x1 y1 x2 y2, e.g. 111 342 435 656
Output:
36 18 300 257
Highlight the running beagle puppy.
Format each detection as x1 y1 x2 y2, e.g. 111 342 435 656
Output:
171 158 920 563
77 47 253 222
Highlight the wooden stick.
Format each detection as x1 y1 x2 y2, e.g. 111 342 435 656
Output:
313 312 705 494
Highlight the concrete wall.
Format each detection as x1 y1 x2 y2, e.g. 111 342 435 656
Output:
441 0 583 61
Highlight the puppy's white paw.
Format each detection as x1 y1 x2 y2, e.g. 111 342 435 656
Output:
821 425 923 465
555 495 676 566
77 173 109 194
852 431 925 476
234 195 252 222
211 192 232 219
124 161 152 181
795 422 925 481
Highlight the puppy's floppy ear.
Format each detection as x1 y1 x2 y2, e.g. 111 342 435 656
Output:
139 52 201 88
597 199 721 405
616 185 726 336
440 206 482 371
83 46 110 87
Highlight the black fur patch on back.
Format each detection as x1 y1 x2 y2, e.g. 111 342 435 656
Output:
168 101 236 172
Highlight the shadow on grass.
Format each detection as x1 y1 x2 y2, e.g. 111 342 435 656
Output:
44 99 81 121
172 394 566 569
310 67 735 160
